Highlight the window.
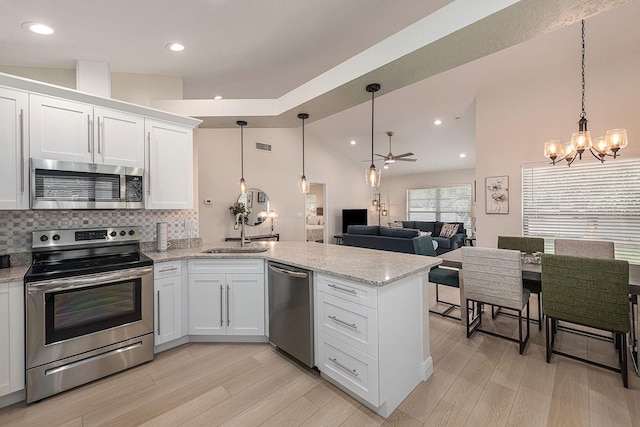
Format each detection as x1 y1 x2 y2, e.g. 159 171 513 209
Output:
407 185 473 231
522 159 640 263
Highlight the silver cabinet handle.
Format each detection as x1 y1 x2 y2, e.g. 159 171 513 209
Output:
157 290 161 335
328 315 357 330
220 285 223 327
159 267 178 273
19 109 24 192
97 117 102 154
226 284 230 326
328 283 357 295
329 357 358 377
147 131 151 195
87 115 92 153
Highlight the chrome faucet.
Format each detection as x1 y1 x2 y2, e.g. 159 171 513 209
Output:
235 212 250 247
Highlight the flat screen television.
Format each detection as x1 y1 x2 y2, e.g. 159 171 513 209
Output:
342 209 368 234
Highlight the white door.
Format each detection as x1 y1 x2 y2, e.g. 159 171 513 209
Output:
0 88 29 209
227 274 265 336
145 120 193 209
94 107 144 168
155 275 182 345
188 274 226 335
30 95 93 163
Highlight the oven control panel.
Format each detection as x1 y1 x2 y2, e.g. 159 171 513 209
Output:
32 226 140 249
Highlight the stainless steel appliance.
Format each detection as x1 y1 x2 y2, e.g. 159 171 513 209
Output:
31 158 144 210
268 262 314 367
24 226 154 403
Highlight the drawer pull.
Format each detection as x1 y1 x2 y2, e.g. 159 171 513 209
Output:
328 315 357 330
328 284 357 295
159 267 179 273
329 357 358 377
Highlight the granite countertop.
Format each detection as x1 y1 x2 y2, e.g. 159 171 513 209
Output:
0 265 30 284
146 241 441 286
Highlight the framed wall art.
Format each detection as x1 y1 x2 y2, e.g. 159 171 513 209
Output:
485 175 509 214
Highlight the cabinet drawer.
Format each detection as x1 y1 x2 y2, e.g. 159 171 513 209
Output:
318 333 379 406
154 260 182 278
317 292 378 356
316 274 377 309
189 258 263 274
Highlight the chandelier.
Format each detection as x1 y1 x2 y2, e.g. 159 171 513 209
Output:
543 20 628 166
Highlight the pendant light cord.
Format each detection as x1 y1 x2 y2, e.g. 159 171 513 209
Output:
241 124 244 177
580 20 586 119
370 90 375 167
302 116 305 175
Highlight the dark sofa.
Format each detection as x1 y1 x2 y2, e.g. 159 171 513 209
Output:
342 225 436 256
401 221 466 255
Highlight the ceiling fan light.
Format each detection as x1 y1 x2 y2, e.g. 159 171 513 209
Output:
385 158 395 164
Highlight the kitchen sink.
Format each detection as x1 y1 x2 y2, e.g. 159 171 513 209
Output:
201 246 269 254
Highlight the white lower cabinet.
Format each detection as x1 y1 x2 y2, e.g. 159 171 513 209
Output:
0 281 25 397
154 261 183 346
188 259 264 336
315 273 424 418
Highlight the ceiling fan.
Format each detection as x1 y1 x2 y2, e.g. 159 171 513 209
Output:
375 131 417 164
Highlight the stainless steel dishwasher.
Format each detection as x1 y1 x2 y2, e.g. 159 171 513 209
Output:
268 262 314 368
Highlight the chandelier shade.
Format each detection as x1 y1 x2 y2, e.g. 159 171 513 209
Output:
365 83 381 187
543 20 628 166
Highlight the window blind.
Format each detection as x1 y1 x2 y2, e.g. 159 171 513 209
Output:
522 159 640 263
407 185 472 230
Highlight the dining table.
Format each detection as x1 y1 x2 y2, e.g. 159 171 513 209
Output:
437 247 640 375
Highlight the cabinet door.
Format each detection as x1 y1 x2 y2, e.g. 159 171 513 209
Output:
94 107 144 168
154 275 182 345
0 88 29 209
30 95 93 163
145 120 193 209
0 281 25 396
188 273 226 335
228 274 265 336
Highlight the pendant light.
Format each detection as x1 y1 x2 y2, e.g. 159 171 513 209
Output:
237 120 247 194
365 83 381 188
543 20 628 166
298 113 310 193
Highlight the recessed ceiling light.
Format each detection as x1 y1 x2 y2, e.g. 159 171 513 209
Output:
22 22 54 35
350 140 356 145
166 42 185 52
213 95 223 100
459 153 466 158
434 119 442 125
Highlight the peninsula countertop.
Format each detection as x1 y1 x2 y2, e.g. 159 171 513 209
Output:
145 241 441 287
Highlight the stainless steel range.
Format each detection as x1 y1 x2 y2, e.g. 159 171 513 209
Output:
24 226 154 403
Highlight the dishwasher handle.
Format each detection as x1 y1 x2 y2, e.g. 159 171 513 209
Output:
269 264 308 279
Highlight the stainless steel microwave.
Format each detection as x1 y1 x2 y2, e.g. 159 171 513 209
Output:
31 159 144 210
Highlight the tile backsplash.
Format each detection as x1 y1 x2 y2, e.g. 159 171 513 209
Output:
0 209 199 254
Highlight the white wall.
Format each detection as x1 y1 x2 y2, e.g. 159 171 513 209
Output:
379 168 476 225
196 127 370 243
111 72 183 107
476 54 640 248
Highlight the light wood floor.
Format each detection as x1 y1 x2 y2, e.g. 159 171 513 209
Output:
2 285 639 427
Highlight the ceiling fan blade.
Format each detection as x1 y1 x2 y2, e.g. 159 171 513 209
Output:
374 153 388 158
395 158 417 162
392 152 415 158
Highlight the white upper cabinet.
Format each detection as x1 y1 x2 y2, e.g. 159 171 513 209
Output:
30 95 145 168
0 87 29 209
145 119 193 210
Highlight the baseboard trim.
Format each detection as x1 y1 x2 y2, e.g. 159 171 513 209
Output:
420 356 434 381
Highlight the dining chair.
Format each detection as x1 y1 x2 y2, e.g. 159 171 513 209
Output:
553 238 615 339
554 238 614 259
428 266 461 320
462 247 530 354
542 253 630 387
497 236 545 330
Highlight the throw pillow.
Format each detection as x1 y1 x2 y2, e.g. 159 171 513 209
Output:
389 221 403 228
419 231 432 236
307 216 320 225
439 223 459 238
317 215 324 225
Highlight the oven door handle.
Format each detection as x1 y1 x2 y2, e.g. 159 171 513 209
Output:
27 267 153 294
